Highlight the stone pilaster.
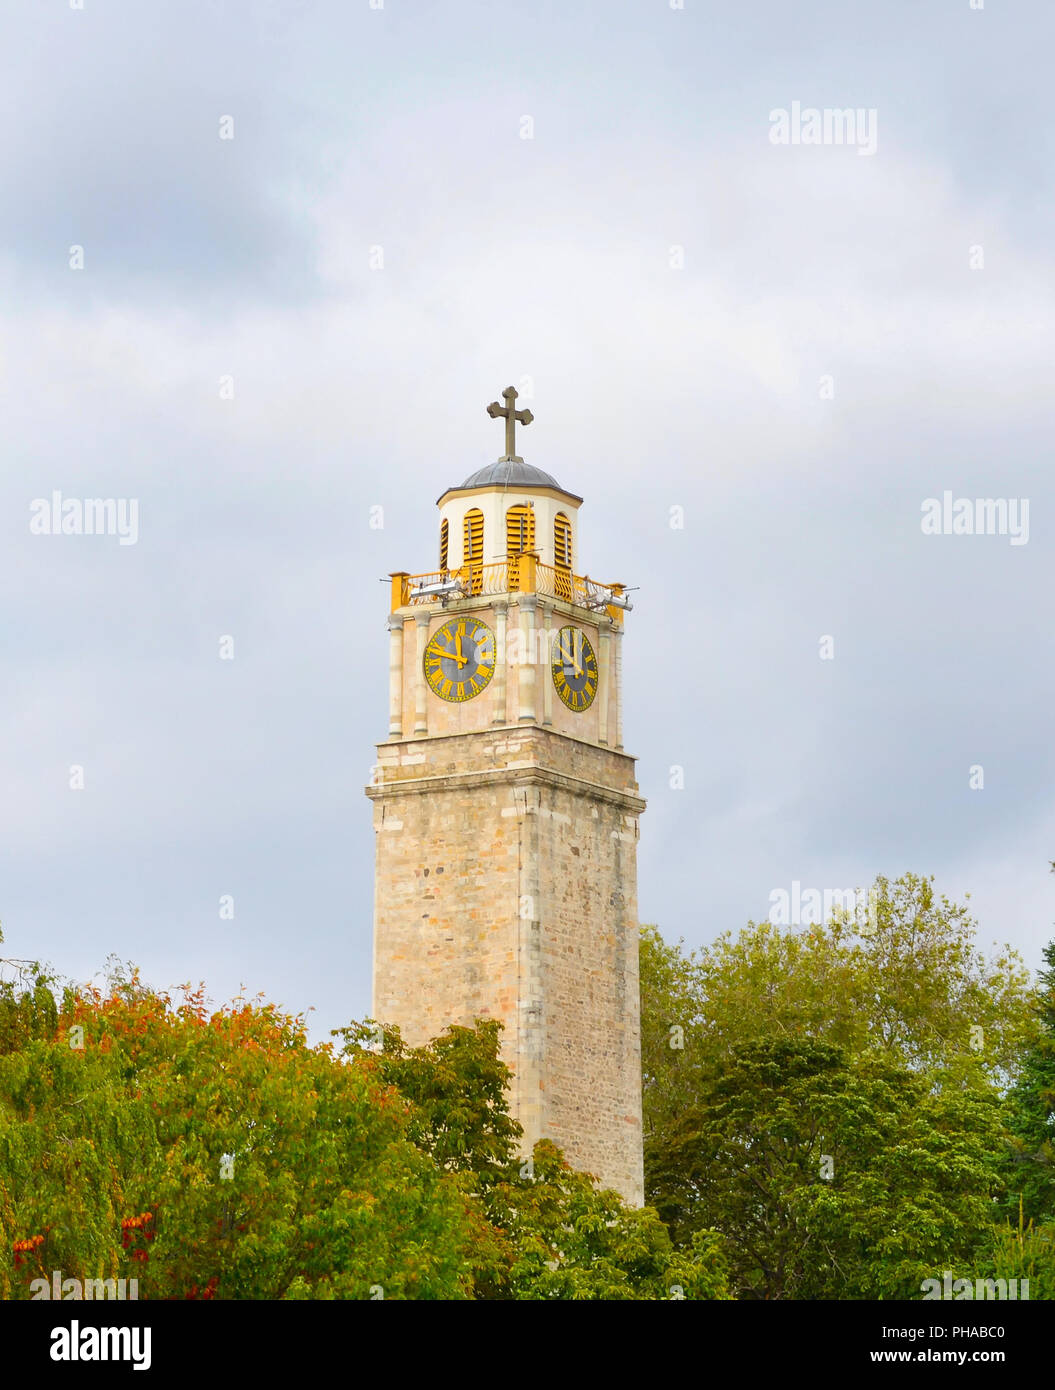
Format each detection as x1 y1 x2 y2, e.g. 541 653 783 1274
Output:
597 620 611 746
517 595 538 724
612 625 624 751
388 615 404 738
413 615 429 736
539 600 554 727
492 600 508 725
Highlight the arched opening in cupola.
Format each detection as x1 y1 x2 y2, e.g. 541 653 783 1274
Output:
505 503 535 591
554 512 573 601
463 508 484 595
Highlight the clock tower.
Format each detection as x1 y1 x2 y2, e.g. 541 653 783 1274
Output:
367 388 646 1204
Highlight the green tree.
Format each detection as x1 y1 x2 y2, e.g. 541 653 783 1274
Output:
0 966 58 1056
640 923 707 1143
486 1140 729 1301
336 1017 522 1181
692 876 1023 1072
640 874 1035 1299
1 973 477 1300
339 1018 730 1300
1001 932 1055 1223
984 1203 1055 1299
641 874 1031 1148
647 1037 1002 1299
0 921 59 1055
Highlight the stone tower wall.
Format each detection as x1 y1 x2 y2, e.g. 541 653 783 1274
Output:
369 725 645 1204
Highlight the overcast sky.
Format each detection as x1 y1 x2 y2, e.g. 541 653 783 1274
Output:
1 0 1052 1039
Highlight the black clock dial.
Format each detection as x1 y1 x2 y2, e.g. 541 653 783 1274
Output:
424 617 496 702
551 626 598 711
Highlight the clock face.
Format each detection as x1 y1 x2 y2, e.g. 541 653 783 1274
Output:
551 626 598 711
424 617 496 702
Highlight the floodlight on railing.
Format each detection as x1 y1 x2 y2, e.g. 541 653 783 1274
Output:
606 591 634 611
409 578 465 601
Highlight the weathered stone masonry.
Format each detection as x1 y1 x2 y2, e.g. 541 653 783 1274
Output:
368 726 646 1204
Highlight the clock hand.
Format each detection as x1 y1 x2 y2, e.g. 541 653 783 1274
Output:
446 643 468 667
561 639 582 677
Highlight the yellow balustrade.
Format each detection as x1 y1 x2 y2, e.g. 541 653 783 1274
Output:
391 561 624 615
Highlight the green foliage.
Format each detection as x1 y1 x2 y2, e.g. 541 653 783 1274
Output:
984 1203 1055 1299
7 862 1040 1303
484 1140 729 1300
0 971 730 1301
647 1038 1002 1299
645 875 1030 1086
0 964 59 1056
1000 931 1055 1223
0 975 477 1299
640 873 1038 1299
339 1017 730 1299
640 924 706 1142
337 1018 522 1181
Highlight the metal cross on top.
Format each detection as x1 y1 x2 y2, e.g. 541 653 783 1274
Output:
486 386 534 463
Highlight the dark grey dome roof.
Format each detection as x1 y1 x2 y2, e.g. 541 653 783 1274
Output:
460 460 562 489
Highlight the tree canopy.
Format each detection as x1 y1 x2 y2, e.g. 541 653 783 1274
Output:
640 872 1048 1299
0 964 478 1300
1 962 728 1300
4 867 1053 1301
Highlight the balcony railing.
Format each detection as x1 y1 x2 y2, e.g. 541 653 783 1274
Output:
390 558 629 617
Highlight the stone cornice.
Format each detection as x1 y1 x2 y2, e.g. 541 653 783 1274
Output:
374 723 636 762
392 593 616 627
366 762 647 815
